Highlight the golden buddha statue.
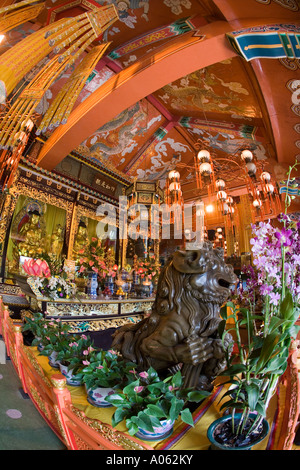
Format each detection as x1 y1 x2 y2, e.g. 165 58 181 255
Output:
73 221 89 260
18 209 45 258
50 224 64 258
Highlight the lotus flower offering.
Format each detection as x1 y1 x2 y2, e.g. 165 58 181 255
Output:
22 258 51 277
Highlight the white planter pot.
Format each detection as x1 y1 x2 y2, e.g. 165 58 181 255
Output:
85 385 116 407
48 351 60 369
59 363 83 386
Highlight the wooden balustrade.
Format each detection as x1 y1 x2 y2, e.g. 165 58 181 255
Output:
0 296 299 451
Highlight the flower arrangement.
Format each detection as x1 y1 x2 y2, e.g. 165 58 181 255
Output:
215 162 300 448
34 274 76 300
77 237 116 280
137 252 160 282
82 348 134 389
105 367 209 436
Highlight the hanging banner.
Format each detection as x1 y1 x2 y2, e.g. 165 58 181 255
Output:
226 24 300 61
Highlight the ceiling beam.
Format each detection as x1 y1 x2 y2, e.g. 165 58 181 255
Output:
37 20 237 170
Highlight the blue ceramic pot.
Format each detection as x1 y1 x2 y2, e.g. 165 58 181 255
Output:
59 363 83 386
207 413 269 450
135 418 174 441
85 385 116 407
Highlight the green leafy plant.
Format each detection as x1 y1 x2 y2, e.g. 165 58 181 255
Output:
37 318 73 356
82 348 135 389
22 312 49 344
56 334 95 375
105 367 209 436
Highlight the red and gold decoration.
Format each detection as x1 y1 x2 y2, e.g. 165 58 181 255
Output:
0 4 118 190
0 0 45 36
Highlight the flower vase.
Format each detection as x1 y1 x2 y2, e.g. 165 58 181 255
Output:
135 419 174 441
59 363 83 386
85 385 116 407
87 271 98 297
105 275 115 296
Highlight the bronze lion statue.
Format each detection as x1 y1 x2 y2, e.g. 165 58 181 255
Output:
112 243 237 391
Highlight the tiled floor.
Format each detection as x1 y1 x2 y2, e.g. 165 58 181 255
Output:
0 355 66 450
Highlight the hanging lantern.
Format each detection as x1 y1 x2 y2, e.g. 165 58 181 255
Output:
260 171 271 183
197 149 210 162
169 181 181 192
226 196 233 205
215 179 226 190
266 183 275 194
253 199 262 208
216 227 223 233
168 170 180 180
241 149 253 162
21 118 34 133
246 162 257 177
217 190 227 201
222 203 229 215
199 162 213 176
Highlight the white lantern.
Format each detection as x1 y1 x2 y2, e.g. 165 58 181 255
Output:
197 149 210 162
215 179 225 190
222 203 229 215
241 149 253 162
253 199 262 208
199 162 212 175
217 190 227 201
226 196 233 204
169 181 181 192
246 162 257 176
168 170 180 180
260 171 271 183
266 183 274 194
21 119 34 133
216 227 223 233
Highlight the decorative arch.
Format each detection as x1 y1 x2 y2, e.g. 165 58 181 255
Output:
37 21 237 170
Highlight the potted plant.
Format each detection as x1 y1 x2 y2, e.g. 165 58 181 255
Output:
56 334 95 386
22 311 49 351
105 366 209 441
82 348 134 407
208 163 300 450
38 318 73 368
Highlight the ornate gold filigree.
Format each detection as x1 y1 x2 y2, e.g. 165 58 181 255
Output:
70 406 149 450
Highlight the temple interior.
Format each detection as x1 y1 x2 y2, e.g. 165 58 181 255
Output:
0 0 300 452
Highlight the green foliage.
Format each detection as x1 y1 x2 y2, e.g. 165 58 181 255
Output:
219 289 300 432
56 334 95 375
105 367 209 436
81 348 135 389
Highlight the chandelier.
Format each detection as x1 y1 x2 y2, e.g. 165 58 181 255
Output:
240 149 282 221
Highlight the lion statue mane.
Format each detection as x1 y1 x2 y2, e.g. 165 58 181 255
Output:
112 242 237 391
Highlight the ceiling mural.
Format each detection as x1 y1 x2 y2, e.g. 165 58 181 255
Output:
153 59 262 120
0 0 299 209
78 99 163 170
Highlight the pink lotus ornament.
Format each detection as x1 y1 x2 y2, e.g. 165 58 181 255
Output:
23 258 51 277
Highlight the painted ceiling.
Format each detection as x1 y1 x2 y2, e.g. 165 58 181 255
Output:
1 0 300 203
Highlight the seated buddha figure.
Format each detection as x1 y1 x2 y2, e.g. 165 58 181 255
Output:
18 209 45 258
50 224 64 259
73 221 89 261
